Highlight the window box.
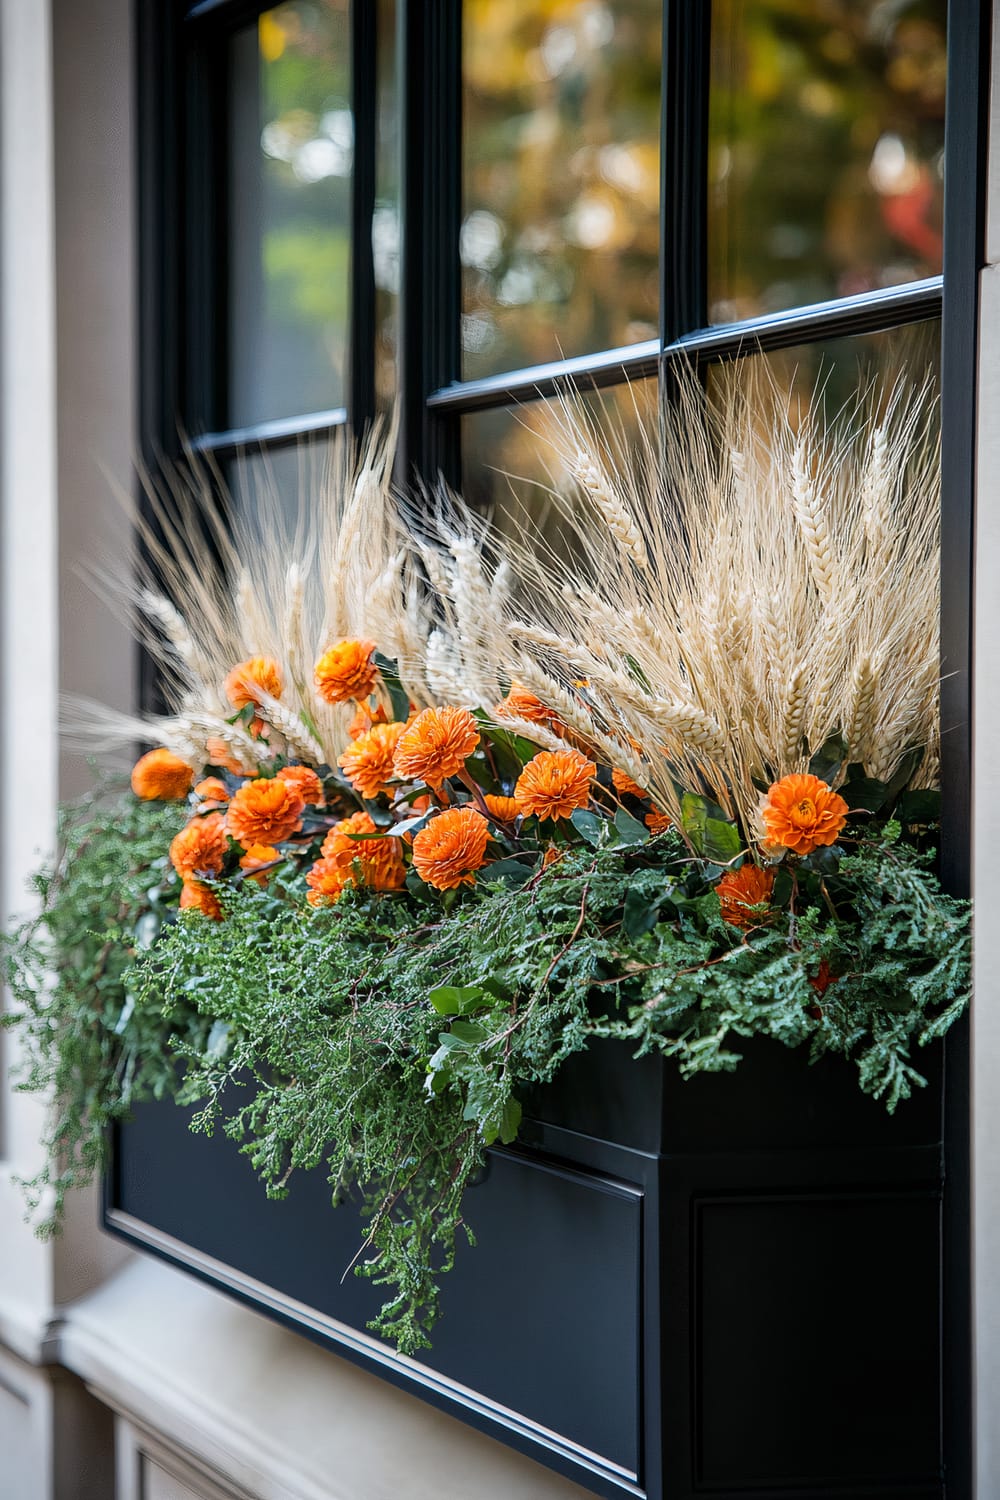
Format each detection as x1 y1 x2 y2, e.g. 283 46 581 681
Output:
106 1035 946 1499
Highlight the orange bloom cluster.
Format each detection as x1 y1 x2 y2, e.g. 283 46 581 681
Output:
170 812 228 880
306 810 405 903
226 778 304 847
338 721 406 799
495 685 564 733
224 656 283 710
131 748 193 801
314 638 378 705
483 794 520 823
514 748 595 822
179 880 223 920
393 706 479 789
612 767 646 799
645 808 672 835
277 764 324 805
716 864 775 929
412 807 490 890
194 777 230 807
761 773 848 856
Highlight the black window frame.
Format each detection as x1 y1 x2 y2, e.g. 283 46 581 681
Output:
134 4 986 1493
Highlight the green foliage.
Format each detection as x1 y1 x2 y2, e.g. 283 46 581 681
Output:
2 785 971 1358
0 786 206 1230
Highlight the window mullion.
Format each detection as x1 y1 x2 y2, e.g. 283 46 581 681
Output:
348 0 377 432
661 0 710 347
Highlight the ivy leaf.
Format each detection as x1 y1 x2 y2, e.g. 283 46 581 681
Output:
373 651 411 723
499 1096 522 1144
571 808 605 846
801 845 843 876
429 984 492 1016
681 794 741 862
477 856 536 889
448 1018 489 1045
897 788 941 824
841 775 890 814
613 808 649 845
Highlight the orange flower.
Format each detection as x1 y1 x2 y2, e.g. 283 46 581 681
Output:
810 959 836 997
321 811 406 891
612 767 646 799
179 879 223 920
205 735 255 776
393 706 480 789
514 748 595 822
306 857 350 906
348 700 388 739
761 773 849 856
131 748 193 801
542 844 562 869
239 843 280 883
224 656 283 710
483 793 520 823
495 685 564 733
226 778 304 847
716 864 776 929
277 764 324 805
170 812 228 879
338 721 406 799
194 776 230 806
412 806 490 890
645 807 672 835
314 638 379 705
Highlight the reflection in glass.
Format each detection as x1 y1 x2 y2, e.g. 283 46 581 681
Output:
374 0 399 408
229 1 351 428
708 1 946 323
226 436 338 533
462 0 661 380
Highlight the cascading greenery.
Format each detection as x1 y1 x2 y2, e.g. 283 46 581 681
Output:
2 770 969 1354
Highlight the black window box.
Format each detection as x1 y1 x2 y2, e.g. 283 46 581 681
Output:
105 1037 947 1500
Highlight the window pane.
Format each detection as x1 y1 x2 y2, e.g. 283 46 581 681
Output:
462 1 661 381
374 0 399 409
225 434 340 532
708 1 946 324
229 1 351 428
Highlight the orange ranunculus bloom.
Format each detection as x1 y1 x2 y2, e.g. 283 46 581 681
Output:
761 773 849 856
412 806 490 890
226 778 304 847
179 879 223 920
224 655 283 710
393 706 480 789
348 700 389 739
131 747 194 801
483 793 520 823
306 857 350 906
338 721 407 799
170 812 228 879
194 777 230 806
321 810 406 892
277 764 324 805
645 807 672 835
495 685 564 733
716 864 776 929
239 843 280 884
514 748 596 822
314 638 379 705
612 767 646 799
205 735 255 776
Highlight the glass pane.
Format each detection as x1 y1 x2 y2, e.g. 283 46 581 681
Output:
229 1 351 428
374 0 399 409
226 434 339 532
462 1 662 381
708 1 947 324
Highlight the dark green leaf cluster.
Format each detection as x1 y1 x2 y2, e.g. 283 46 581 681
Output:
0 784 204 1229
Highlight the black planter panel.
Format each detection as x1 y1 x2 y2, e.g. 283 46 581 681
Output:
108 1039 948 1500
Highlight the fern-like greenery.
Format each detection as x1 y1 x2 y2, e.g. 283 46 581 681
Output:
3 784 969 1353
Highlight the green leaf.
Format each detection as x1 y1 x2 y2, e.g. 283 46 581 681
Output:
841 776 890 814
682 794 741 861
476 856 537 889
809 733 848 784
448 1018 489 1045
386 807 436 839
373 651 411 723
500 1096 522 1143
613 808 649 845
801 845 842 876
429 984 491 1017
570 808 605 846
896 788 941 824
623 886 662 938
